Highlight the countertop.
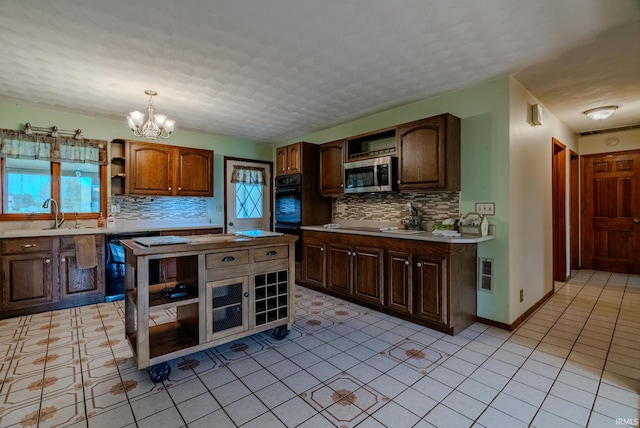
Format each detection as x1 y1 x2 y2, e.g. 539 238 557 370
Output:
302 224 495 244
0 222 225 239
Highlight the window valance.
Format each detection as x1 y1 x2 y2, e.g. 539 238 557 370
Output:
230 165 266 185
0 129 107 164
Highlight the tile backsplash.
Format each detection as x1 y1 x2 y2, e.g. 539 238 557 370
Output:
333 192 460 227
109 196 208 221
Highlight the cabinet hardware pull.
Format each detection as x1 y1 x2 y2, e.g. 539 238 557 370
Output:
266 250 277 256
243 292 249 297
320 248 324 252
347 251 351 256
45 259 51 264
634 218 639 223
61 258 66 262
23 244 36 248
222 256 235 262
397 180 401 184
352 252 356 257
178 187 182 190
416 262 422 267
405 260 409 265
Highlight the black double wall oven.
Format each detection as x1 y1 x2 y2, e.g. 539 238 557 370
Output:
274 174 302 262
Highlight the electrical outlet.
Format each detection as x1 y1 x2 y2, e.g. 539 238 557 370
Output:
520 289 524 302
475 202 495 216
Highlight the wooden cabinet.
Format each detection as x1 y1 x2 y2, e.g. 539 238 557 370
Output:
301 237 326 288
128 141 174 196
1 237 55 310
1 234 105 318
397 114 460 191
59 235 105 301
276 143 302 176
319 140 345 196
111 139 214 197
300 230 476 335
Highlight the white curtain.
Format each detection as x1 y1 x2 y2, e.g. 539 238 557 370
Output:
0 129 107 164
230 165 266 185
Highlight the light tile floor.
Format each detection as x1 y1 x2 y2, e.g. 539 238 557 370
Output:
0 270 639 427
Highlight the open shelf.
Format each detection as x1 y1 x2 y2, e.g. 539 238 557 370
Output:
127 282 198 311
127 321 199 360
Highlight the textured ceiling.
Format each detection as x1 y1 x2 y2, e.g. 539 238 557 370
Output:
0 0 638 142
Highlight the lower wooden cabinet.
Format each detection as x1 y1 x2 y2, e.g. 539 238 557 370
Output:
1 234 104 318
301 230 476 335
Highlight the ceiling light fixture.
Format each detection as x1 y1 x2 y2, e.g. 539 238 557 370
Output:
127 90 175 139
583 105 618 121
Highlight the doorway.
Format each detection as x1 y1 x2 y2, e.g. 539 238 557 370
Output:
552 139 567 282
581 150 640 273
224 157 273 234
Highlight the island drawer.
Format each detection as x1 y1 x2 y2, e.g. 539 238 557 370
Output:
254 245 289 262
2 237 53 254
206 250 249 269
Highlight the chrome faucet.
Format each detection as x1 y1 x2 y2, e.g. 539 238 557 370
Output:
42 198 65 229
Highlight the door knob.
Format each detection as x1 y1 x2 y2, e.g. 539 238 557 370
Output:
229 222 234 226
634 218 639 223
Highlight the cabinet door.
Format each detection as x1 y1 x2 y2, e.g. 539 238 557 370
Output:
397 117 445 191
59 246 104 300
286 143 302 175
302 238 326 288
206 276 249 342
175 147 214 196
128 141 174 195
414 255 447 324
276 146 288 176
386 250 413 315
319 140 345 195
352 247 383 305
327 244 352 296
2 253 54 308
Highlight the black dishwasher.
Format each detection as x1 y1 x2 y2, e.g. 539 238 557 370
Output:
105 231 161 302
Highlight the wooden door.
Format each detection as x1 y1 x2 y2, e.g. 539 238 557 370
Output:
319 140 345 195
2 253 54 308
286 143 302 175
59 248 103 299
128 142 173 195
386 250 413 315
327 244 352 296
397 116 444 191
552 139 567 282
302 237 326 288
352 247 383 305
175 147 213 196
570 151 580 270
276 146 288 176
582 151 640 273
414 255 446 324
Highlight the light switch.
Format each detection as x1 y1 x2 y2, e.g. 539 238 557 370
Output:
475 202 495 216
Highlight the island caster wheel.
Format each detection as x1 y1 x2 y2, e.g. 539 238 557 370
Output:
148 362 171 383
273 325 289 340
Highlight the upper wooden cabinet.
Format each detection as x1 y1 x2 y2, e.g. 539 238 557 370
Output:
397 114 460 192
111 140 214 197
276 143 302 176
175 147 214 196
319 139 345 196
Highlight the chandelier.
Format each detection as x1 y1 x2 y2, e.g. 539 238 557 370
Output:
127 90 175 139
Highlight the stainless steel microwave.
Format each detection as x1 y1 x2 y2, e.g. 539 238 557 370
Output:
344 155 397 193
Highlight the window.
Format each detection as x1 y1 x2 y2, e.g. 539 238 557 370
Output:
235 183 263 219
0 129 107 219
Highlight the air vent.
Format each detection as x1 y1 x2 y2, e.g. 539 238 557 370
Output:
478 257 494 292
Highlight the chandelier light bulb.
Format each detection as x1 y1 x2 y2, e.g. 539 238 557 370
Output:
126 90 175 139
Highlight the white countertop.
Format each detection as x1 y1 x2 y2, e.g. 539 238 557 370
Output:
302 224 495 244
0 222 225 238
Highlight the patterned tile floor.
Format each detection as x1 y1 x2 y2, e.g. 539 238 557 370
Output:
0 270 639 427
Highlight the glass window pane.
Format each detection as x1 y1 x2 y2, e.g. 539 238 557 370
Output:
4 158 51 213
235 183 263 219
60 162 100 213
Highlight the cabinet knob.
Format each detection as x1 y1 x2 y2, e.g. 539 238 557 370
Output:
320 248 324 252
634 218 639 223
416 262 422 267
168 187 172 191
405 260 409 266
61 258 66 263
243 292 249 298
23 244 36 248
397 180 401 184
347 251 351 256
340 184 344 188
352 252 356 257
45 259 51 264
178 187 182 191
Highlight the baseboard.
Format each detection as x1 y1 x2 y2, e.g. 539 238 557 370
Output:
476 289 554 331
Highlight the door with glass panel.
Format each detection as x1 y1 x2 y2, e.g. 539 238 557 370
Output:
224 158 272 234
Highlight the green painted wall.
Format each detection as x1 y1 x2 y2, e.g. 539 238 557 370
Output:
285 77 512 323
0 98 274 224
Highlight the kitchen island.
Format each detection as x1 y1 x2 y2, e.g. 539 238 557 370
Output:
122 233 296 379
